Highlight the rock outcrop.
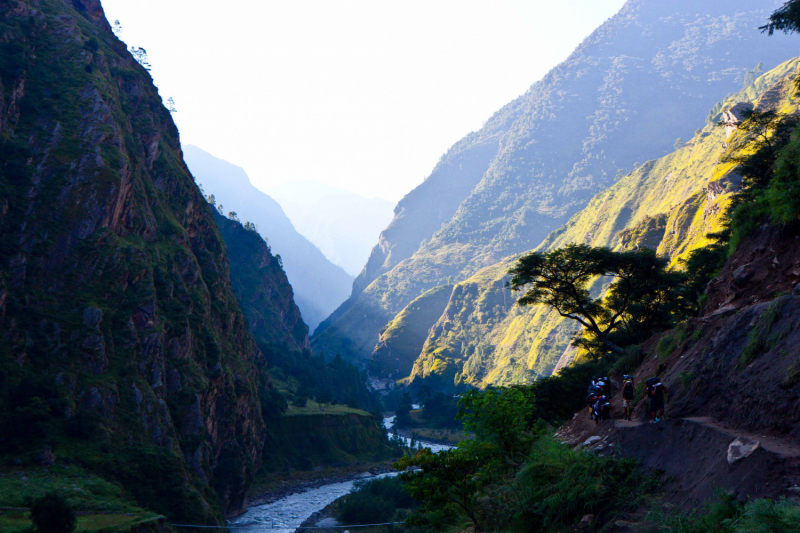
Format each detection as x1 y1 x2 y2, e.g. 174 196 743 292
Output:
723 103 755 136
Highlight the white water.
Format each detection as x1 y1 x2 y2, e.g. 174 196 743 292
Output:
231 415 453 532
231 473 396 532
382 414 454 454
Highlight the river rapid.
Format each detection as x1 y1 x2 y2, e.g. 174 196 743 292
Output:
230 414 453 532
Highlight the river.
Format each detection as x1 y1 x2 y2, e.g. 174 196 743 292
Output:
230 414 453 532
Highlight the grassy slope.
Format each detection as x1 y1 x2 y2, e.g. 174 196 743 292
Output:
407 58 800 390
285 401 371 416
0 463 162 533
370 284 454 380
257 410 396 485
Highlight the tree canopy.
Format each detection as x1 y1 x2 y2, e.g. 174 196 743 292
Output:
508 244 680 354
721 108 799 191
761 0 800 35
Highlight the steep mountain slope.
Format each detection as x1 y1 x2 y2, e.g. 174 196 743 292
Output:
213 210 379 412
313 0 795 367
407 57 800 391
369 284 454 381
211 211 390 477
183 146 353 331
0 0 274 522
266 181 394 277
212 211 309 353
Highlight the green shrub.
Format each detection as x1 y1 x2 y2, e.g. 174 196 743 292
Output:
612 345 647 376
732 498 800 533
337 476 418 525
653 490 741 533
657 332 679 359
656 494 800 533
30 493 76 533
739 298 787 370
782 361 800 388
511 437 654 532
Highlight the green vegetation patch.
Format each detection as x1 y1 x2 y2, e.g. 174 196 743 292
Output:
739 297 789 370
334 476 419 527
285 401 371 417
612 345 648 376
0 464 160 533
654 492 800 533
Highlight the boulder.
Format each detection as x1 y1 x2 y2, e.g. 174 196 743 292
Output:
708 304 738 318
723 103 754 137
578 514 596 531
732 263 755 285
581 436 602 448
727 436 761 465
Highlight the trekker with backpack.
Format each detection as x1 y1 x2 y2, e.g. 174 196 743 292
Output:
621 375 635 421
586 385 602 422
646 377 668 422
594 395 612 424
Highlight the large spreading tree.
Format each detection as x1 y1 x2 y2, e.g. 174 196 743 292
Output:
508 244 679 355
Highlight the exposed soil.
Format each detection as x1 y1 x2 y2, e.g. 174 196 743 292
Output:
705 223 800 313
680 416 800 458
559 414 800 509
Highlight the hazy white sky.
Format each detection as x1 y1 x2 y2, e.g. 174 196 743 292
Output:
101 0 626 202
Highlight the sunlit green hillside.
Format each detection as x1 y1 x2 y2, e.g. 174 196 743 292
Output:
313 0 797 374
408 57 800 390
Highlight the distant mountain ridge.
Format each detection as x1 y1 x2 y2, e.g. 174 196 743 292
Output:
266 181 394 277
312 0 795 374
183 146 353 331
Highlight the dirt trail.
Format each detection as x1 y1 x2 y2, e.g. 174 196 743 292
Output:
613 416 800 458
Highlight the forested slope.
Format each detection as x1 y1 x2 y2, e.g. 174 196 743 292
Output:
213 210 379 413
313 0 796 370
0 0 272 522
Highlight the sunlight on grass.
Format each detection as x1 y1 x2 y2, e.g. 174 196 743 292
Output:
285 400 371 416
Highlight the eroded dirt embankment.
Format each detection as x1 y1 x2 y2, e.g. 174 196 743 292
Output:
557 225 800 508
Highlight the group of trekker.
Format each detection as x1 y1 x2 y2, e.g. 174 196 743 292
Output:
586 374 668 423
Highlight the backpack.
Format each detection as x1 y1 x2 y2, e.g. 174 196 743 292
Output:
622 380 634 399
645 377 660 396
